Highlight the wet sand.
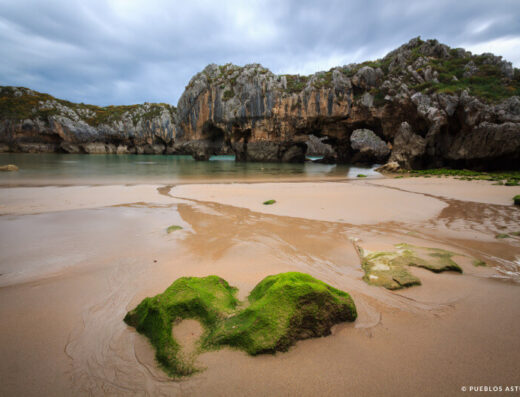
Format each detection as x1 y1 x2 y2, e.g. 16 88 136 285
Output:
0 177 519 396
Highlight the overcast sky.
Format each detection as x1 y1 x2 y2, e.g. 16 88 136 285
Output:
1 0 519 106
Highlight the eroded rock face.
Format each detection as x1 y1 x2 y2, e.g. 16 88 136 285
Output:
389 122 427 169
1 37 519 169
350 129 390 164
174 38 520 168
0 87 177 154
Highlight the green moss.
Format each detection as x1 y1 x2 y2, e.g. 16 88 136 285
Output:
208 272 356 355
473 259 487 267
357 174 367 178
124 276 239 377
496 234 511 239
408 169 520 185
357 243 463 290
167 225 183 233
514 195 520 205
263 199 276 205
125 273 357 377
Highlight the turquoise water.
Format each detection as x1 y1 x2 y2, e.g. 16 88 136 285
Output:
0 153 380 185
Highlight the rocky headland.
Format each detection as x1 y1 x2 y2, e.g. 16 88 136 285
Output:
1 37 519 169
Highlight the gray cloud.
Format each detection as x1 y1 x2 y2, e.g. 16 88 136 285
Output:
0 0 519 106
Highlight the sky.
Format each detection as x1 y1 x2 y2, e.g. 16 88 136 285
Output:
1 0 519 106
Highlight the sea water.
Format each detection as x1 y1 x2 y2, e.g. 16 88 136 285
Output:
0 153 381 185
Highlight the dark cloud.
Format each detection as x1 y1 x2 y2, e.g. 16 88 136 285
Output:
0 0 519 106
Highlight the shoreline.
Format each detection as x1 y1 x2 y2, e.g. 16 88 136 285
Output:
0 177 519 395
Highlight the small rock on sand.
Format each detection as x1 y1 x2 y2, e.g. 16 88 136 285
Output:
0 164 19 172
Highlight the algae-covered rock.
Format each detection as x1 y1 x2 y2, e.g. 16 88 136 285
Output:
357 243 463 290
394 243 463 273
125 272 357 377
124 276 239 377
359 249 421 290
208 272 357 355
166 225 183 233
0 164 18 171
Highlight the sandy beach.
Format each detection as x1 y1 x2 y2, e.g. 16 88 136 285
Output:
0 177 519 396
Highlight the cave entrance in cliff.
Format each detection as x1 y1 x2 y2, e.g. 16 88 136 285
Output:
202 121 225 143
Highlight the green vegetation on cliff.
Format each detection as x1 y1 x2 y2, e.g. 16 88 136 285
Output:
514 195 520 205
124 272 357 378
282 75 310 94
0 86 176 127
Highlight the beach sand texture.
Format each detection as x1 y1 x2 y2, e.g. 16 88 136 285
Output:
0 177 519 396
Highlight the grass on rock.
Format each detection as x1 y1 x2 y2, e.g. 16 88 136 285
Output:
514 195 520 206
124 272 357 378
263 199 276 205
357 174 367 178
167 225 183 233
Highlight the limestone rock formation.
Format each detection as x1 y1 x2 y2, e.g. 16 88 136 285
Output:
0 87 176 154
1 37 520 170
350 128 390 163
174 38 520 169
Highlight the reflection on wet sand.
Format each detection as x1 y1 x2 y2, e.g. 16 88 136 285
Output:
0 179 519 396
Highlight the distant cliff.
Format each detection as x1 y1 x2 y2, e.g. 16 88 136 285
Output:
1 37 520 169
0 87 176 154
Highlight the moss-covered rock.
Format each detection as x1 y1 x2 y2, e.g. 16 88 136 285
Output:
357 243 463 290
166 225 183 233
208 272 357 355
124 276 239 377
125 272 357 377
0 164 18 171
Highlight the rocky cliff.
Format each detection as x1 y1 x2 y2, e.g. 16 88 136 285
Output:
176 37 520 169
2 37 520 169
0 87 177 154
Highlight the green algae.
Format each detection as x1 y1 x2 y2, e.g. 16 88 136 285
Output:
124 276 239 377
473 259 487 267
263 199 276 205
167 225 183 233
208 272 357 355
357 243 463 290
125 272 357 378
